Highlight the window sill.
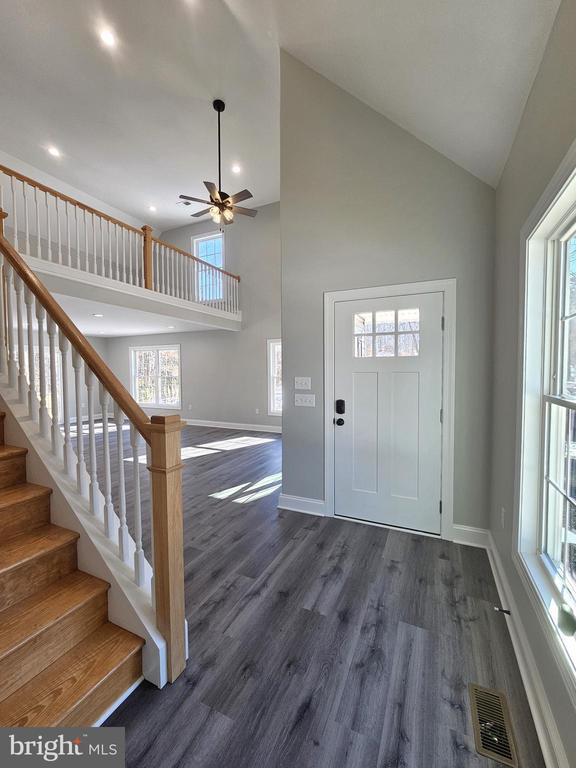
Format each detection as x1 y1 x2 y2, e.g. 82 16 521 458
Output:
138 403 182 411
514 549 576 707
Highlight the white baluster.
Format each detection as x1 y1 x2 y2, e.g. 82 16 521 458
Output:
84 209 89 272
115 224 120 281
66 201 71 267
35 301 50 439
59 331 75 478
34 187 41 259
47 317 61 456
75 205 80 270
14 274 27 403
10 176 18 252
171 248 176 297
23 182 30 256
4 264 16 388
45 192 52 262
130 424 146 586
99 385 115 538
121 227 126 283
24 288 38 421
175 249 180 298
72 350 88 497
108 220 113 278
92 212 97 274
0 255 7 375
85 367 101 518
129 231 134 286
100 217 105 276
56 198 62 264
114 404 130 562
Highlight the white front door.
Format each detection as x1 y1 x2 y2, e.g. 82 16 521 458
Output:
334 291 443 533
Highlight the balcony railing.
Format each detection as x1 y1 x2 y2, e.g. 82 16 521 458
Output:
0 164 240 316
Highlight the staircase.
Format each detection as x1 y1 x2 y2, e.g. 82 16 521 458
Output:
0 412 144 726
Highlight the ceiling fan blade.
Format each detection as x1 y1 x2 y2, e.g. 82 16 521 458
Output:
204 181 221 202
232 205 258 217
225 189 253 205
192 208 212 217
179 195 212 205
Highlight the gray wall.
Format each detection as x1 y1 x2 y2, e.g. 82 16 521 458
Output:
491 0 576 757
103 202 281 428
280 52 495 528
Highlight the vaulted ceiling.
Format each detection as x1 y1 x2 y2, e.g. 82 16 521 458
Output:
0 1 561 230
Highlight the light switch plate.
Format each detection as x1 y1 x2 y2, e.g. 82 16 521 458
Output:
295 376 312 390
295 393 315 407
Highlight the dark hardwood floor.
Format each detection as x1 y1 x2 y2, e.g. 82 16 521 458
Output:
104 426 544 768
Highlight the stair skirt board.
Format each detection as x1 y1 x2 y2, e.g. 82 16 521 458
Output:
0 411 144 727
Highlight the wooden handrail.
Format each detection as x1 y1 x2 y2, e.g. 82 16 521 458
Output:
152 236 241 281
0 163 143 235
0 221 151 442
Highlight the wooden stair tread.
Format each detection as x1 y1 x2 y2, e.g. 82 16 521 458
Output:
0 445 27 460
0 623 144 727
0 571 109 659
0 524 79 574
0 482 51 510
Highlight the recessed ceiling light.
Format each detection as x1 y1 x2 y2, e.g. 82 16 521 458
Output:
231 164 242 175
168 325 175 329
92 313 104 318
148 205 157 213
47 146 61 158
98 27 117 49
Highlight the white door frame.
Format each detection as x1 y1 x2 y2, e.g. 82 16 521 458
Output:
324 278 457 540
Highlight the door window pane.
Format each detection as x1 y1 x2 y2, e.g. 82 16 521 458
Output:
375 311 395 332
375 334 395 357
354 312 373 334
398 308 420 331
398 332 419 357
355 335 373 358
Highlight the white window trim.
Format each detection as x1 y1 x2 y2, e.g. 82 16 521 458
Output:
267 338 282 417
129 344 181 410
516 137 576 709
192 231 225 268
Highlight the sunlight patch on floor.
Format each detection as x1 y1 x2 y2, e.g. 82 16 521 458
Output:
198 436 275 451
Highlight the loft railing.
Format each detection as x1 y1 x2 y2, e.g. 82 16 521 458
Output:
0 164 240 316
0 213 186 683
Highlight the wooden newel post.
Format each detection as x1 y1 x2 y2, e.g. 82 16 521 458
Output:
142 225 153 290
148 414 186 682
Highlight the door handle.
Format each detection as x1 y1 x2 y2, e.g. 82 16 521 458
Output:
335 399 345 414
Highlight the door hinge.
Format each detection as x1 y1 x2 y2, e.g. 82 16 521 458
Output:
440 408 443 423
441 315 445 331
439 500 443 515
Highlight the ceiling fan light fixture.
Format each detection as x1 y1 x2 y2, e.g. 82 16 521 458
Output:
223 208 234 222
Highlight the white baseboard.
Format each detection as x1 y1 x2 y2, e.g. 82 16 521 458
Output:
451 524 490 549
278 494 328 516
487 533 569 768
92 677 143 727
185 418 281 434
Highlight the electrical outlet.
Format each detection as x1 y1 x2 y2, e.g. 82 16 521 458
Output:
500 506 506 529
255 408 260 415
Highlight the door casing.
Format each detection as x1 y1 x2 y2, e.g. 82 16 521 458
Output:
324 278 456 540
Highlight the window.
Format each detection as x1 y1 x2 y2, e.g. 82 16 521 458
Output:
267 339 282 416
541 233 576 603
353 309 419 357
521 167 576 678
130 345 181 409
193 233 223 302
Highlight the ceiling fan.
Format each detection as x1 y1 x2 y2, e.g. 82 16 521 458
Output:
179 99 257 226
